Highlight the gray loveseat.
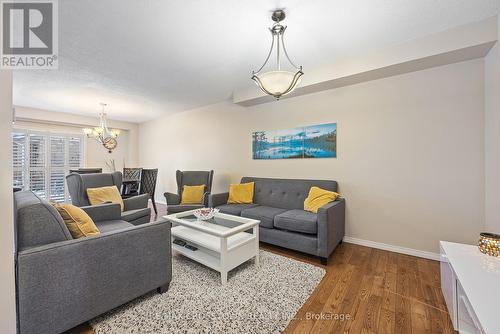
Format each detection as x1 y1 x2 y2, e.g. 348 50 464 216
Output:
66 171 151 225
209 177 345 264
14 191 172 334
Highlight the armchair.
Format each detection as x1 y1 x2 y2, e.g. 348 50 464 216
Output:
66 171 151 225
164 170 214 214
14 191 172 334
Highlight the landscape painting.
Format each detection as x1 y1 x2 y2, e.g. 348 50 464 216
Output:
252 123 337 159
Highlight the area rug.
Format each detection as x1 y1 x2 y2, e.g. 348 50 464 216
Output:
91 250 325 334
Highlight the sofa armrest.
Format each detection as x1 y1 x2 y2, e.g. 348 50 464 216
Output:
208 192 229 208
81 203 121 222
317 198 346 258
123 193 149 211
16 220 172 334
164 192 180 205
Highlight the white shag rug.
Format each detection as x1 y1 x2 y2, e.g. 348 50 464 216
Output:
91 250 325 334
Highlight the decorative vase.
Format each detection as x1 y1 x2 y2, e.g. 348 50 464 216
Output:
193 208 219 221
478 232 500 257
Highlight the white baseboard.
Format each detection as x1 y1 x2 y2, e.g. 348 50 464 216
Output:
343 236 440 261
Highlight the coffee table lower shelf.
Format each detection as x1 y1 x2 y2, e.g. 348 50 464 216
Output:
171 225 260 284
172 243 221 271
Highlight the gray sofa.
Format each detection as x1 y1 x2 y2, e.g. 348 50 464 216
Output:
14 191 172 334
66 171 151 225
209 177 345 264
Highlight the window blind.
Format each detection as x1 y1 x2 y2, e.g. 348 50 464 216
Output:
12 130 84 203
12 132 26 188
49 136 66 202
29 134 46 198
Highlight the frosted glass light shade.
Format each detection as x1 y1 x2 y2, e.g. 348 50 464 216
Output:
110 129 121 138
82 128 93 135
252 70 303 99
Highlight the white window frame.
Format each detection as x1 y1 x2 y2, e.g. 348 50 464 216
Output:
12 129 85 203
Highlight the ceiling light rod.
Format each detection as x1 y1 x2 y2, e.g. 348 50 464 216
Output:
251 9 303 100
97 103 110 133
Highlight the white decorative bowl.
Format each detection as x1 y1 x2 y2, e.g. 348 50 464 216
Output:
193 208 219 221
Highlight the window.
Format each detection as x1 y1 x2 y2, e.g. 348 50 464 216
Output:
12 130 84 203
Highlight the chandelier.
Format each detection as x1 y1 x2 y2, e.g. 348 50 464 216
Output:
82 103 120 153
252 9 303 100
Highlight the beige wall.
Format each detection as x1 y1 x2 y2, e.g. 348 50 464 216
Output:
140 59 485 254
14 106 140 172
485 17 500 234
0 71 16 332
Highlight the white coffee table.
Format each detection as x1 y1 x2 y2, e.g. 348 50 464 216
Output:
165 209 260 284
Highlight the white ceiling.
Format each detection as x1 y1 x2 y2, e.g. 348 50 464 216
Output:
13 0 500 123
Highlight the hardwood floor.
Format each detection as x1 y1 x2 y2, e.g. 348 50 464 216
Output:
262 242 455 334
67 203 455 334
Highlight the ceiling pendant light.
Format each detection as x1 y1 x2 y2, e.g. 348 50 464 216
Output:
82 103 120 153
252 9 303 100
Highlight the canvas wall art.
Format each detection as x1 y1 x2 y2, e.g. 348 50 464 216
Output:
252 123 337 159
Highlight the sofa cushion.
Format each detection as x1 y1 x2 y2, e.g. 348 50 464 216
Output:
274 209 318 234
227 182 254 204
121 208 150 222
241 206 288 229
181 185 205 204
216 204 259 216
54 203 100 239
260 227 318 256
94 220 134 234
241 177 338 210
87 186 124 211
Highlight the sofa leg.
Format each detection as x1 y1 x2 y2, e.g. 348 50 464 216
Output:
157 283 170 294
320 257 328 265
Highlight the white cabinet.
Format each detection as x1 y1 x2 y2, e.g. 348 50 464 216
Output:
440 241 500 334
457 281 482 334
440 248 457 329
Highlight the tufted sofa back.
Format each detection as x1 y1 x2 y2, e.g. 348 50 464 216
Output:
240 177 337 210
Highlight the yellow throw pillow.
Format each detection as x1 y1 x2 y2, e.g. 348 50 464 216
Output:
54 204 100 239
227 182 255 204
181 185 206 204
304 186 340 213
86 186 124 211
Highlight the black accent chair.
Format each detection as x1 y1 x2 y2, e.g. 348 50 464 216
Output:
164 170 214 214
140 168 159 215
122 167 142 198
